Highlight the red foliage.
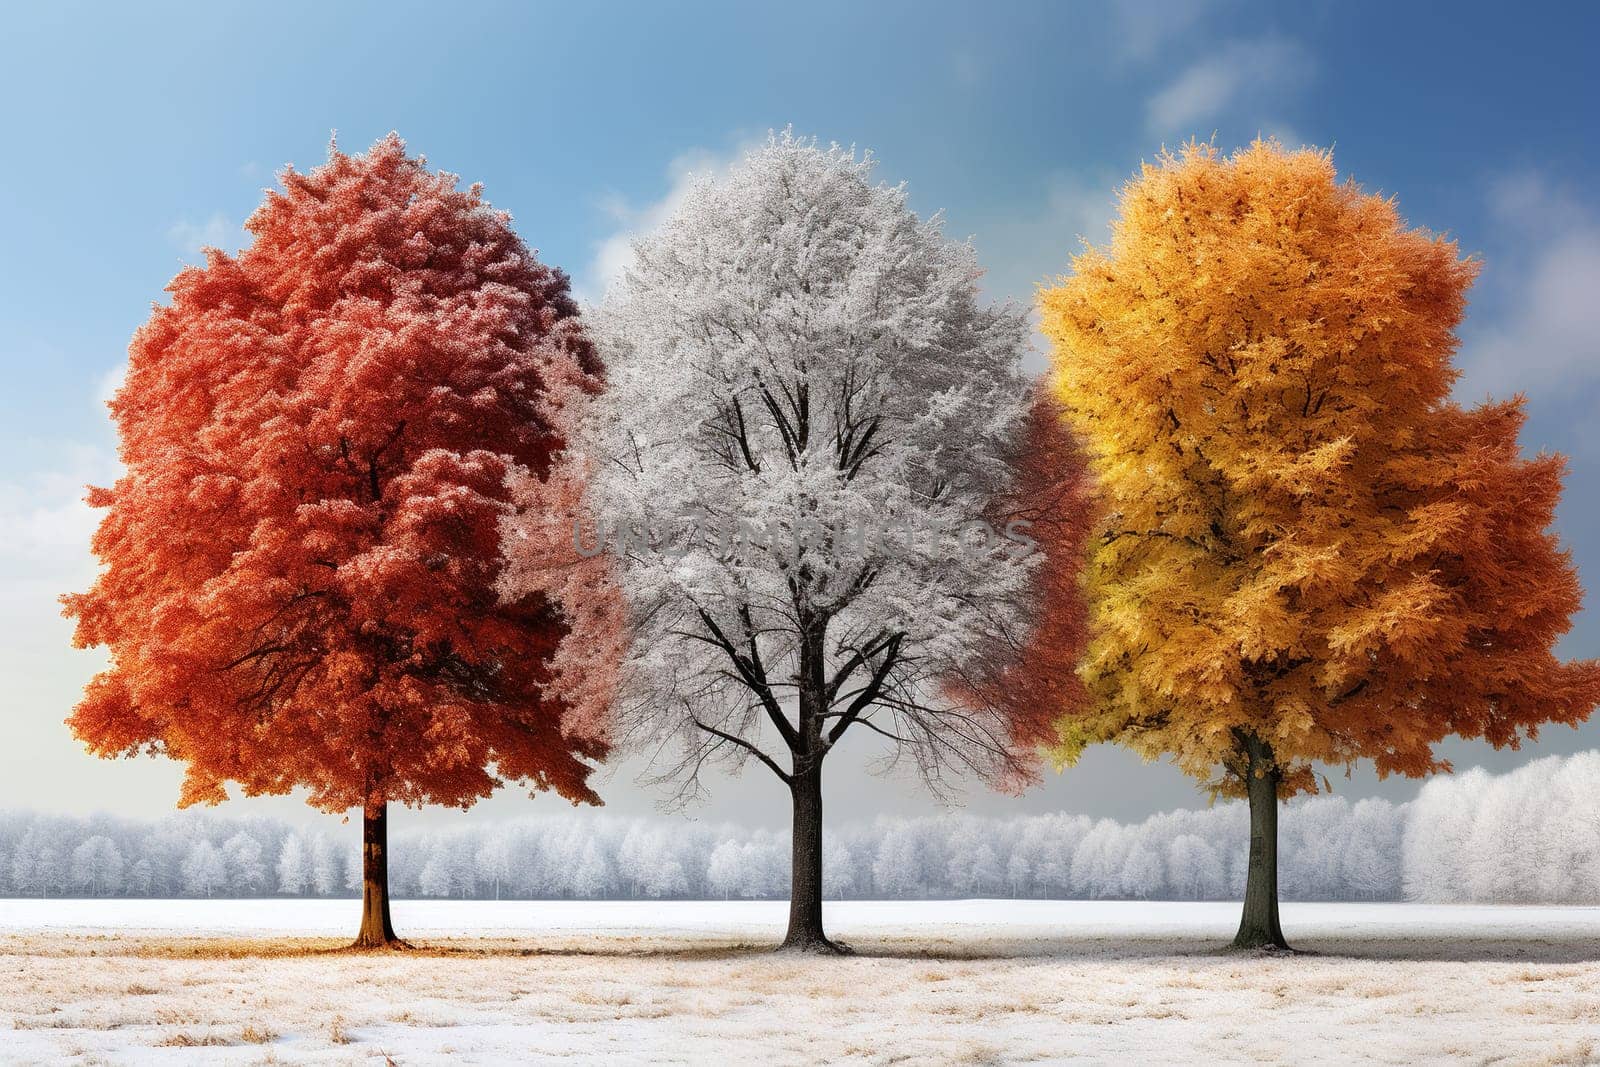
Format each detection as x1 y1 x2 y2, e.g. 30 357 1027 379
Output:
63 134 613 815
950 386 1096 775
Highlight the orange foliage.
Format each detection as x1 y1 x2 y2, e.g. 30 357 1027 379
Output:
1040 140 1600 796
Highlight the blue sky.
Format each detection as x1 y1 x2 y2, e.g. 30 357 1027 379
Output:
2 0 1597 829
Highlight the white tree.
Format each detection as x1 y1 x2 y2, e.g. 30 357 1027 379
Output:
10 828 47 897
70 835 125 897
221 832 266 896
1403 767 1491 902
181 840 227 897
1071 820 1130 899
309 833 347 897
1027 814 1089 896
43 847 67 896
1006 849 1032 897
738 835 790 899
1280 796 1351 901
1545 752 1600 902
822 837 856 899
945 817 1001 897
625 826 689 899
1119 841 1165 899
476 835 512 900
567 839 613 899
126 857 155 897
418 837 474 898
872 822 925 898
139 827 190 897
277 834 311 895
1167 834 1225 899
587 131 1044 952
707 839 744 900
1342 799 1402 901
418 853 455 898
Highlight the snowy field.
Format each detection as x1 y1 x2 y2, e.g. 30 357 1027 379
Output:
2 900 1597 1065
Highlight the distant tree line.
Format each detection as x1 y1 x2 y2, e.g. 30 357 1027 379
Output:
3 753 1594 904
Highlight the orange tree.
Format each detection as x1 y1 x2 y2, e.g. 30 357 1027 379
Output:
62 135 614 947
1039 141 1600 949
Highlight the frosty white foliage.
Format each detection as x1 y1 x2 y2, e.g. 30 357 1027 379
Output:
588 130 1036 790
275 833 311 896
1403 751 1600 903
68 835 124 897
2 752 1597 901
180 840 226 898
220 832 265 895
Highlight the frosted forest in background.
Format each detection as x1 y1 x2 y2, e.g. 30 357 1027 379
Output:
3 752 1595 905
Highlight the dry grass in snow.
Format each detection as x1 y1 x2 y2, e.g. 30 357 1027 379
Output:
0 900 1596 1064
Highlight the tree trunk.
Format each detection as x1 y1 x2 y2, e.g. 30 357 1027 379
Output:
352 800 403 949
1232 734 1290 950
780 763 847 954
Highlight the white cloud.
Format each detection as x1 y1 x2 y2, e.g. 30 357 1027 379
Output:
576 142 758 306
0 442 116 582
1457 173 1600 402
1145 37 1311 137
166 212 237 256
2 365 123 588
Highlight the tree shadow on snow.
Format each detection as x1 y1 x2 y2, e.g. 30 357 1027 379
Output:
10 932 1596 965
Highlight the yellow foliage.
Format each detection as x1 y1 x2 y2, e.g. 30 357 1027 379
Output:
1040 141 1600 797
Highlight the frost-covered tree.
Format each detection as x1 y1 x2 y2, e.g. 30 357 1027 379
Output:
10 828 47 897
309 833 347 897
126 857 155 897
872 823 927 898
1071 820 1132 899
946 819 1002 896
568 839 613 899
11 828 66 898
34 845 65 898
618 824 690 899
1403 752 1600 904
1342 799 1402 900
221 832 266 896
476 837 512 900
70 835 125 897
276 834 311 896
707 839 743 900
587 131 1074 953
1167 834 1224 900
181 840 227 897
1120 842 1164 899
417 836 475 898
138 826 190 898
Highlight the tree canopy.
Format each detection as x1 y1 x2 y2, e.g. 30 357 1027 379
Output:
1040 140 1600 799
63 133 613 819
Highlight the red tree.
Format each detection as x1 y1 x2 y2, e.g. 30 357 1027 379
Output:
62 134 613 946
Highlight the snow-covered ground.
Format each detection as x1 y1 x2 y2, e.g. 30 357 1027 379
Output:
2 899 1596 1064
